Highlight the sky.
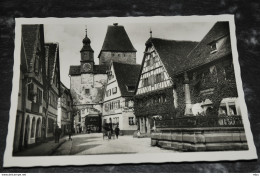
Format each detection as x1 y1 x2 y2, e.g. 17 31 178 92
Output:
44 21 215 88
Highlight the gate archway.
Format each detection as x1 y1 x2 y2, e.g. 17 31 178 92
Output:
36 118 41 142
24 115 30 148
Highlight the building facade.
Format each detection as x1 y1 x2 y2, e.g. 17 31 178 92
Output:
13 25 46 152
134 37 197 135
44 43 61 138
102 62 141 135
59 82 73 136
174 22 240 118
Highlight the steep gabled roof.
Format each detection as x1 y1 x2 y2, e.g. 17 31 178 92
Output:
69 65 81 75
93 65 108 74
45 43 58 82
113 62 141 97
98 24 136 57
185 22 231 72
21 25 40 72
148 38 198 77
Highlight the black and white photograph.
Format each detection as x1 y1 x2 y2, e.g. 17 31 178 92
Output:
3 16 257 167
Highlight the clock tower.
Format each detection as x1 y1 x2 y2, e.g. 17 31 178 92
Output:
80 28 94 73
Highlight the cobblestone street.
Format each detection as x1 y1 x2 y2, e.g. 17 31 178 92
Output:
52 133 176 155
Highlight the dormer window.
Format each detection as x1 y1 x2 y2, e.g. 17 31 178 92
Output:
126 85 136 92
210 42 218 54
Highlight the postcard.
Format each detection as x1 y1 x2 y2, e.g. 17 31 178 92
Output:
4 15 257 167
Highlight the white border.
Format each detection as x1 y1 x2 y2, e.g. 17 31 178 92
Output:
4 15 258 167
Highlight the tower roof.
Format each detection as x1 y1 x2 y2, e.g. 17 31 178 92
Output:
98 24 136 57
81 28 94 52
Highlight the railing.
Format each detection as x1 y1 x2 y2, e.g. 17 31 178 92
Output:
155 115 243 128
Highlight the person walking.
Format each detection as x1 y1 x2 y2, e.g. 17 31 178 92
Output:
54 125 59 143
108 118 113 139
115 125 120 139
68 129 72 141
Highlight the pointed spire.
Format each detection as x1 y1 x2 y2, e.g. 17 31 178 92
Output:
85 26 88 37
82 26 91 45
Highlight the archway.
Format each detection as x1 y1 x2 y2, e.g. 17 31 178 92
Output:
31 117 36 138
24 115 30 148
36 118 41 142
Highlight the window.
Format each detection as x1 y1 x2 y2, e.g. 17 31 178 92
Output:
127 85 135 92
143 78 149 87
112 53 114 56
35 57 39 74
210 42 218 53
117 100 120 108
36 88 42 104
48 118 54 133
81 109 85 115
85 89 90 94
28 83 34 100
129 117 135 125
125 100 129 107
108 71 114 80
106 89 111 97
146 59 150 67
224 63 234 80
31 117 36 137
112 87 117 94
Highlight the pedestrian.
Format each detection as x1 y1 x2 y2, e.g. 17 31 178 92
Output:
68 129 72 141
54 125 59 143
115 125 120 139
108 118 113 139
137 130 141 138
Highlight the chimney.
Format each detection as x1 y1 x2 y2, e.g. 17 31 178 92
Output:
113 23 118 26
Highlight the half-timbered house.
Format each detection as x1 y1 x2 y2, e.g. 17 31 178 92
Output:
102 62 141 135
134 37 197 135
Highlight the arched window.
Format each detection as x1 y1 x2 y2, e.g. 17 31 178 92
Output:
31 117 36 138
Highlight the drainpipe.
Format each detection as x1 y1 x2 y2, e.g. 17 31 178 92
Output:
184 72 193 115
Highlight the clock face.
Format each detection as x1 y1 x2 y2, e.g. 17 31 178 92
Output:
83 63 92 72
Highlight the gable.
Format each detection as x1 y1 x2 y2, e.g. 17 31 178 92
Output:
103 64 122 102
113 62 141 97
136 45 172 95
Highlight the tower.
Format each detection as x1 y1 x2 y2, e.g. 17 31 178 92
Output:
98 23 137 66
80 28 94 73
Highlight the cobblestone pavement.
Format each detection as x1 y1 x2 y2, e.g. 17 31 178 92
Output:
52 133 177 155
14 137 66 156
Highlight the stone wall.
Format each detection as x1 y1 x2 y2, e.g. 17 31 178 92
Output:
99 51 136 66
151 127 248 151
